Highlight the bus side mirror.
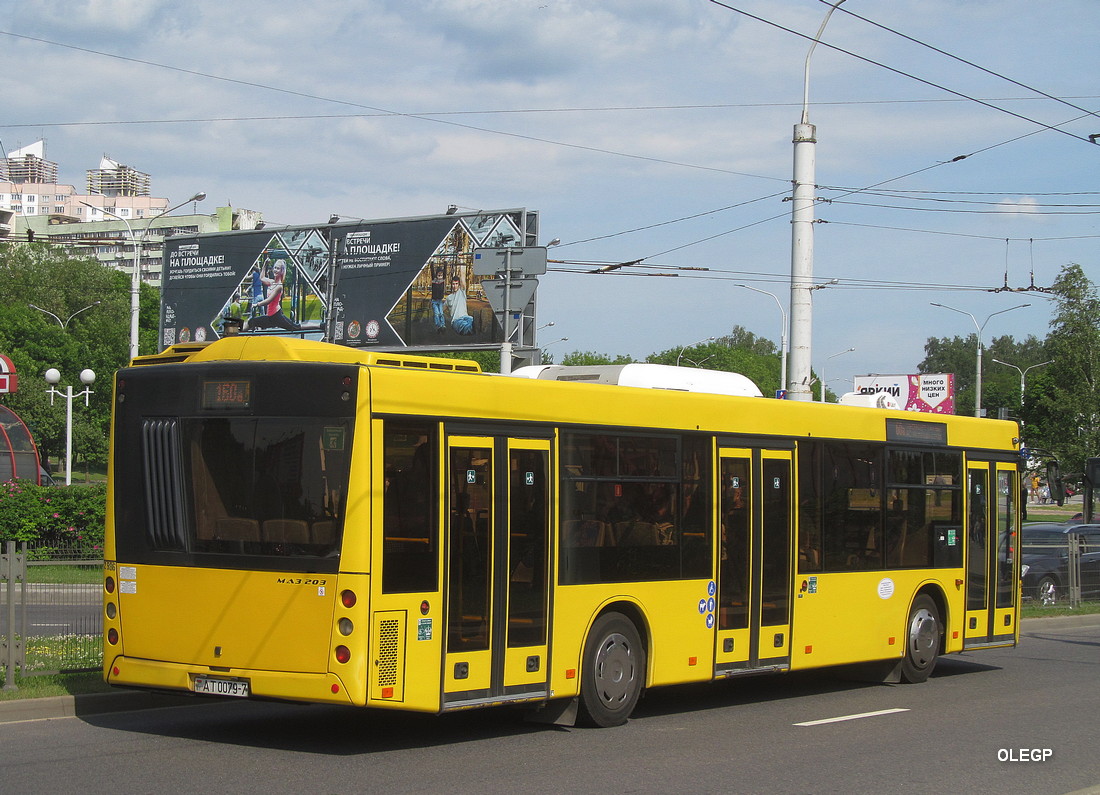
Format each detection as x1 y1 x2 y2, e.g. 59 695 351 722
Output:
1046 460 1065 507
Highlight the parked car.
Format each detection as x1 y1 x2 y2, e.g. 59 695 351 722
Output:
1020 522 1100 604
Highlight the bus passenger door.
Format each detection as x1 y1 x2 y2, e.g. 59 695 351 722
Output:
716 448 793 673
443 435 551 706
964 461 1018 647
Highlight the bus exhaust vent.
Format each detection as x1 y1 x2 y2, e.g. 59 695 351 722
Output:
141 418 188 551
376 619 401 687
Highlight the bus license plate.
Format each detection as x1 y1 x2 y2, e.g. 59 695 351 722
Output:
193 676 250 698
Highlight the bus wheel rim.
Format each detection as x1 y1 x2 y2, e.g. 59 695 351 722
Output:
594 632 636 705
908 608 937 668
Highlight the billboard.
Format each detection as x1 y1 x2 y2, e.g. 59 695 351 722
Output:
852 373 955 415
159 209 539 350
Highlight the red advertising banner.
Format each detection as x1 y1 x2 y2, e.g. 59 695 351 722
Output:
852 373 955 414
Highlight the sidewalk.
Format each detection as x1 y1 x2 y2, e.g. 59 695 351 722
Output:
2 614 1097 725
0 688 199 724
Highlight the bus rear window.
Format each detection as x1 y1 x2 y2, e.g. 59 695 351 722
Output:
135 416 351 567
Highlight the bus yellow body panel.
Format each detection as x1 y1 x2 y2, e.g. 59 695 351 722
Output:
105 339 1021 725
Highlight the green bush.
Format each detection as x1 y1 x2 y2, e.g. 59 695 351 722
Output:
0 479 106 558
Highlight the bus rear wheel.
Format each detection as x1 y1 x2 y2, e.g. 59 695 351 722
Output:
578 612 645 727
900 594 941 683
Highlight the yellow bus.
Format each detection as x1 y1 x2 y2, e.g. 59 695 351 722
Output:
103 337 1021 727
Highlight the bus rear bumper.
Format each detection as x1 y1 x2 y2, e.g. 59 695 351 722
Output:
105 655 357 706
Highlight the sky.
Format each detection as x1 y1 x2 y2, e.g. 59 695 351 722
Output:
3 0 1098 392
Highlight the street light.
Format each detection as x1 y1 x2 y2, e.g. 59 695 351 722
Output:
931 302 1030 418
787 0 847 402
81 191 206 360
992 358 1053 406
44 368 95 486
677 336 716 366
735 284 787 396
820 347 855 402
28 301 101 329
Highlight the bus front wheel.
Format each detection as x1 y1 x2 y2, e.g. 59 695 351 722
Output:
900 594 941 683
578 612 645 727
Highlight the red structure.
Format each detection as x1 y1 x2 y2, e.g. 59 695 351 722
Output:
0 354 48 484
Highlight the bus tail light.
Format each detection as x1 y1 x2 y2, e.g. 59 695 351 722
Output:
335 645 351 664
107 628 119 645
338 618 354 636
105 576 115 594
341 590 356 608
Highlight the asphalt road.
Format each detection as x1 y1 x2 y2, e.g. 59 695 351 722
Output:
1 617 1098 795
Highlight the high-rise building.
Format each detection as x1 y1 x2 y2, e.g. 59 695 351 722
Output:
1 141 262 286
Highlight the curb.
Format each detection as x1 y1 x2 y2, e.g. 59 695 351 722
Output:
0 689 199 724
1021 613 1100 633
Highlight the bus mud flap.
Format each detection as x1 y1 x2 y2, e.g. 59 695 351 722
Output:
524 697 579 727
836 659 902 684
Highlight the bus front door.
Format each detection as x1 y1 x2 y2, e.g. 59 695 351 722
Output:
715 447 793 674
964 461 1019 647
443 435 552 707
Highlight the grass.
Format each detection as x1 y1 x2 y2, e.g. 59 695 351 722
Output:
0 671 112 701
25 563 102 585
0 634 107 700
1021 600 1100 619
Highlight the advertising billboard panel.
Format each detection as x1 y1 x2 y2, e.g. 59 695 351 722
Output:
852 373 955 415
159 209 538 350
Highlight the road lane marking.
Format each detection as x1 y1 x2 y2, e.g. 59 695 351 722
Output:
794 708 910 726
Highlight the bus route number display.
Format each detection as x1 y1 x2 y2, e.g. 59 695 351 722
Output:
202 379 252 410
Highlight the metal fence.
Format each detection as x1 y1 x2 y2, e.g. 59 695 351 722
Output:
1021 528 1100 609
2 540 102 690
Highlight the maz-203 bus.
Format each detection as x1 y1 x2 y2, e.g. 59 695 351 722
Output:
103 336 1021 727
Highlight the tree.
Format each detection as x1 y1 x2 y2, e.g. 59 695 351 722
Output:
646 326 783 397
559 350 635 366
918 332 1046 420
1026 265 1100 472
0 243 139 474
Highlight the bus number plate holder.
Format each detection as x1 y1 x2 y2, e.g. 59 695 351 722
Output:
193 675 250 698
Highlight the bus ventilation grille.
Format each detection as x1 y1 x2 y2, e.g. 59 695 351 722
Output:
377 619 401 687
372 357 479 373
141 418 188 551
129 343 211 366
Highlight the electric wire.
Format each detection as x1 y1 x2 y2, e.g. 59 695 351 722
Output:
823 0 1100 121
705 1 1099 146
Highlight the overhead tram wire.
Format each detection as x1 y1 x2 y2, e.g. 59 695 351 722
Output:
0 29 782 185
823 0 1100 121
610 107 1100 261
821 187 1100 198
7 95 1100 130
558 190 789 248
705 1 1100 146
825 199 1100 215
817 220 1100 243
7 29 1089 279
547 262 997 294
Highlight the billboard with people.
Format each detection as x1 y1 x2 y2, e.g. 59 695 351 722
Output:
159 209 539 351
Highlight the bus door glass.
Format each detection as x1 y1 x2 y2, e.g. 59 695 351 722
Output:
444 435 551 704
965 462 1018 645
716 448 793 672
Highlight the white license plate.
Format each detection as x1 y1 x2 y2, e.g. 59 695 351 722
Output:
193 675 250 698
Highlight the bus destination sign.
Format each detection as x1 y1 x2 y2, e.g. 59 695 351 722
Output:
202 379 252 410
